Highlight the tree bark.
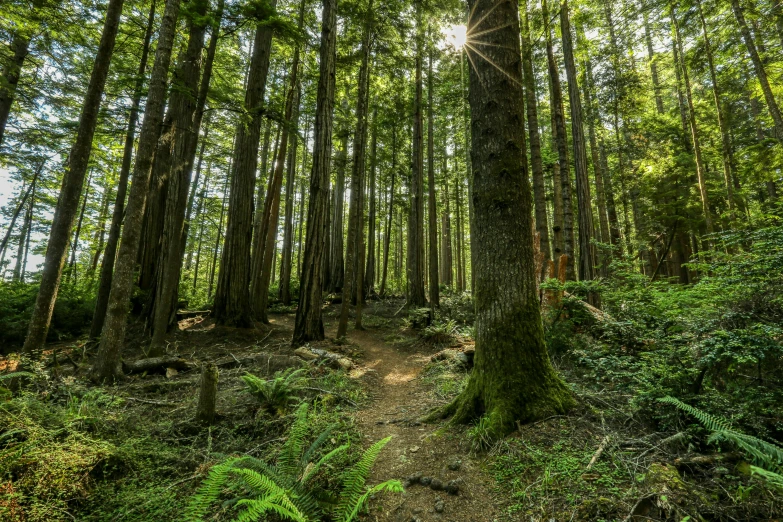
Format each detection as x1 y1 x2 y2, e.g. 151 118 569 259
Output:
643 13 665 115
559 0 598 300
427 45 439 308
440 0 573 436
521 0 551 274
730 0 783 140
90 0 181 382
671 5 714 236
0 163 42 271
23 0 127 354
329 115 349 294
147 0 212 355
13 178 36 282
89 0 157 340
365 107 378 296
213 8 276 327
292 0 337 345
337 0 373 337
407 2 427 307
380 126 396 296
196 363 219 425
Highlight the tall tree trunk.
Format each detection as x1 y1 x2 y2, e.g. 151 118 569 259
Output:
560 0 598 299
329 121 348 293
543 0 574 279
731 0 783 140
209 168 230 301
292 0 337 345
67 170 93 278
0 0 44 147
380 126 396 296
213 7 276 327
23 0 127 354
147 0 211 355
441 172 453 287
407 2 427 307
439 0 573 436
278 0 307 307
427 45 439 308
365 107 378 296
582 46 610 267
696 0 738 214
643 13 665 115
672 5 714 236
279 82 301 306
90 0 181 381
296 119 309 277
192 165 211 291
13 179 36 282
337 0 373 337
522 0 551 273
91 184 112 271
89 0 157 340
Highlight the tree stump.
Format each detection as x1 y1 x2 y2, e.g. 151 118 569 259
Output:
196 363 218 425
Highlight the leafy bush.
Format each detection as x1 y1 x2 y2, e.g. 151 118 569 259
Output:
242 368 308 416
187 403 402 521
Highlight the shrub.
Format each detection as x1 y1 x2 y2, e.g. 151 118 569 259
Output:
241 368 308 416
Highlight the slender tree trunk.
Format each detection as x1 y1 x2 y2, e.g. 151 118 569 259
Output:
731 0 783 140
337 1 373 336
0 163 42 272
582 49 610 266
644 13 665 115
292 0 337 345
214 8 276 327
148 0 211 355
329 123 348 293
380 127 396 296
209 169 230 301
672 5 714 236
13 179 36 282
91 0 181 381
560 0 598 299
427 45 439 307
24 0 127 354
696 0 738 213
185 116 212 271
522 0 551 272
89 0 157 340
279 83 301 306
192 166 210 291
441 0 573 436
67 170 93 278
365 108 378 296
91 184 112 271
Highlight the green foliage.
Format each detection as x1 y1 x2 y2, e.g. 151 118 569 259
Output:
0 281 94 350
660 396 783 491
242 368 307 416
187 403 402 521
420 318 459 344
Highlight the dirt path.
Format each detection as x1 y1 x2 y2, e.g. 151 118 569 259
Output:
345 326 503 522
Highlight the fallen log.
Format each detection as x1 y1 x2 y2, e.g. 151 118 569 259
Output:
215 353 305 374
122 356 195 375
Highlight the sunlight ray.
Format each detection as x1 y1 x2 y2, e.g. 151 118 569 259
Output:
463 46 489 94
466 38 516 51
464 42 524 88
467 22 513 40
467 0 503 35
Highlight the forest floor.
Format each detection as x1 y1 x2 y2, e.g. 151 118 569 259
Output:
2 297 781 521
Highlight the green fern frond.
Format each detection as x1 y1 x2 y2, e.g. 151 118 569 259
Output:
185 457 242 520
233 495 307 522
339 480 404 522
660 396 783 490
301 426 332 466
279 403 310 478
335 436 393 522
659 396 733 432
302 444 349 484
750 466 783 490
0 371 34 381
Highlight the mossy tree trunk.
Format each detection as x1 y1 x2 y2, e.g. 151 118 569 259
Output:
440 0 574 437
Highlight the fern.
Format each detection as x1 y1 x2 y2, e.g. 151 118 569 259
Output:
242 368 307 415
0 371 34 382
660 396 783 490
334 436 399 522
187 406 401 521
